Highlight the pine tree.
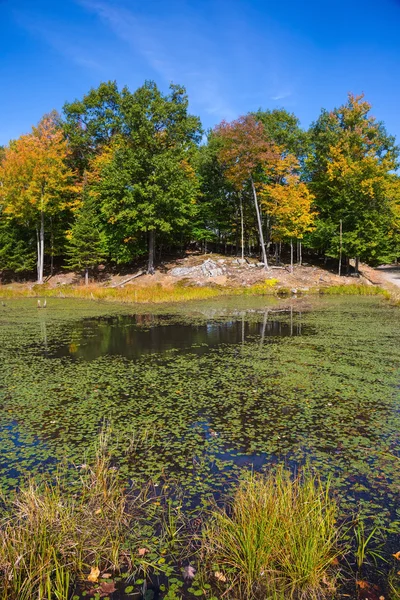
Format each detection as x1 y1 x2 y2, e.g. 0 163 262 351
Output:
65 193 105 285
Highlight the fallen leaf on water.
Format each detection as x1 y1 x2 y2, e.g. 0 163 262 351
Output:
99 581 116 596
87 566 100 583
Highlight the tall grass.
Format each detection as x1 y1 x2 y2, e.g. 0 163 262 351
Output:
0 431 146 600
202 467 341 600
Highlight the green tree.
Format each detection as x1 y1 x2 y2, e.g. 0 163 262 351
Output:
92 81 202 273
253 108 309 159
65 190 106 284
63 81 123 175
0 214 36 273
195 135 238 254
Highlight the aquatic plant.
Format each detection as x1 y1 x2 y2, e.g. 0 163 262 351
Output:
201 467 341 599
0 433 153 600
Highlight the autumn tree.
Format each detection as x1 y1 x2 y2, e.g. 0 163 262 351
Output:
261 154 316 271
0 112 76 283
308 93 399 268
214 115 278 268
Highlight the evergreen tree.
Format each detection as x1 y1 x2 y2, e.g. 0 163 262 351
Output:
65 192 106 285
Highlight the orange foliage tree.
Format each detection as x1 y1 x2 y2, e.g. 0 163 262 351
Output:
214 115 279 268
0 112 76 283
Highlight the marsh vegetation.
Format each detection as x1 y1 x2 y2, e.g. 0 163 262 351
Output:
0 295 399 598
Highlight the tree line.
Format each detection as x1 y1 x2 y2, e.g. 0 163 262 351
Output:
0 80 399 283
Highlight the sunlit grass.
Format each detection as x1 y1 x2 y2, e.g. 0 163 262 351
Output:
201 467 342 600
319 284 390 297
0 430 150 600
0 279 279 304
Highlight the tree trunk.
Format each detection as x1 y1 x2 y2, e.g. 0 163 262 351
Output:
297 240 302 266
290 239 294 273
338 219 343 276
36 227 40 283
355 256 359 275
37 211 45 284
85 268 89 286
240 195 244 261
147 230 155 275
50 217 54 276
250 177 268 269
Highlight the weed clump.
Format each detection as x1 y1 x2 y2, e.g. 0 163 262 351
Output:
0 432 148 600
202 467 341 600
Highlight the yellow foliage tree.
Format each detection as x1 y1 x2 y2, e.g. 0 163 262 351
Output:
261 154 316 271
0 112 76 283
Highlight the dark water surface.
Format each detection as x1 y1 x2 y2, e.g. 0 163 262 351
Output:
0 296 399 596
51 310 307 360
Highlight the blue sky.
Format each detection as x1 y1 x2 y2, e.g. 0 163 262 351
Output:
1 0 400 145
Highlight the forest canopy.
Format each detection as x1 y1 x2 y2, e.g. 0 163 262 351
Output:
0 82 399 282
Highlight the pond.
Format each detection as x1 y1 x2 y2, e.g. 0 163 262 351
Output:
0 295 399 587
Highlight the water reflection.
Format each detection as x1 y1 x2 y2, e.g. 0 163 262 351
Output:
48 310 308 361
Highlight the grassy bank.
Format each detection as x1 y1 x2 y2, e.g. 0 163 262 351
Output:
319 284 391 297
0 280 279 304
0 279 394 305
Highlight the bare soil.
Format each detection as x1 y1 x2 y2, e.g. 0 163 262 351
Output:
1 253 382 292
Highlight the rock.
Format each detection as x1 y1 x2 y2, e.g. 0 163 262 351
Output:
170 266 198 276
200 259 225 277
256 262 265 268
170 259 225 278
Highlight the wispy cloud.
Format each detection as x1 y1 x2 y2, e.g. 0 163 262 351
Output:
77 0 237 121
271 91 292 101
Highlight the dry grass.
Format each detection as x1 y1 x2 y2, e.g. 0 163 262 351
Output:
0 431 149 600
201 467 342 600
0 279 279 304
